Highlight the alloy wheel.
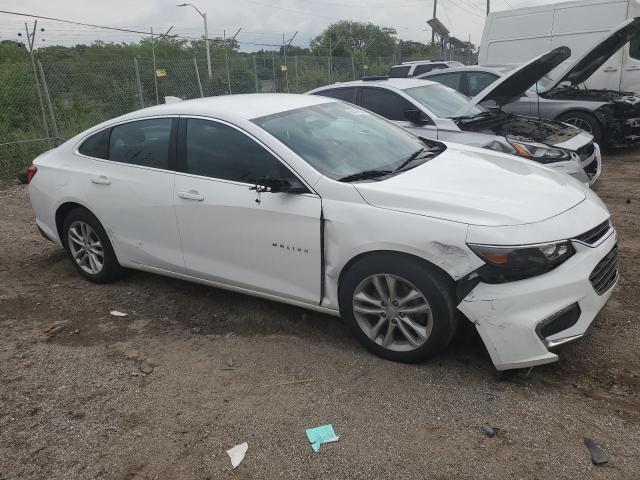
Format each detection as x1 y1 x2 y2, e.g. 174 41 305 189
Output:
67 220 104 275
352 274 433 352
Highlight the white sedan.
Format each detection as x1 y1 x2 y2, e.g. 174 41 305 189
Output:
27 94 618 371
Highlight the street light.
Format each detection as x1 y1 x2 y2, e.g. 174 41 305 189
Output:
177 2 212 79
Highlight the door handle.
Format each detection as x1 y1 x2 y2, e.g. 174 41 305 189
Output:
603 66 618 72
178 190 204 201
90 175 111 185
626 66 640 71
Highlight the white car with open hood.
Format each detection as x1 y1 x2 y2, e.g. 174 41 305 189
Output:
308 48 602 187
27 94 618 371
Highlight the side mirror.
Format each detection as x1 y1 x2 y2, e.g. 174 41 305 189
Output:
404 108 427 125
249 177 308 194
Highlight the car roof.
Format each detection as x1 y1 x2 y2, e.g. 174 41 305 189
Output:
310 77 438 92
114 93 335 123
418 66 508 77
389 60 453 67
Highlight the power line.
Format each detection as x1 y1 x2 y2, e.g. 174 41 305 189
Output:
291 0 428 8
0 9 155 35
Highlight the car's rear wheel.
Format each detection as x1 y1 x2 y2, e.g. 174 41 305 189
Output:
557 111 603 145
62 208 124 283
339 254 457 363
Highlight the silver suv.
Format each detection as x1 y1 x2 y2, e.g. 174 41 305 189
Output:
388 60 465 78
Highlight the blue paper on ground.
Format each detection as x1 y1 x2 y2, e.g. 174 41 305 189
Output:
305 424 339 452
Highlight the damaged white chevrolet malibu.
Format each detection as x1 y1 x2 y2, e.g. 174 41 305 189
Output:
27 94 617 371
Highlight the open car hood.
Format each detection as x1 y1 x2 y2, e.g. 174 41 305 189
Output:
541 17 640 92
456 47 570 116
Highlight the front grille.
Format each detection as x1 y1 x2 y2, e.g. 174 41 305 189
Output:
574 220 611 246
577 142 595 160
589 245 618 295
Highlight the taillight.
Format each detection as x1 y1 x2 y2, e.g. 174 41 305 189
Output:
26 165 38 183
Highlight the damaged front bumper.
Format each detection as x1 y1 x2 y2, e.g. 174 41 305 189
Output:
554 133 601 186
458 228 617 371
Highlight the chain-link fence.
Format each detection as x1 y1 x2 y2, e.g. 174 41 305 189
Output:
0 48 476 179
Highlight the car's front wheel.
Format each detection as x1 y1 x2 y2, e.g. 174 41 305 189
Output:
339 254 457 363
62 207 124 283
557 111 603 145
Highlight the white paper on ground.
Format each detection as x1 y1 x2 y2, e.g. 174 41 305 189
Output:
109 310 128 317
226 442 248 469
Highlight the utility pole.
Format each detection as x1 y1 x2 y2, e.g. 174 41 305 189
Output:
282 31 297 93
431 0 437 44
21 21 50 141
487 0 490 15
177 3 212 79
328 36 332 84
151 25 174 104
223 28 242 95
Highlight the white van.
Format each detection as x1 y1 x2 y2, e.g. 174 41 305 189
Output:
478 0 640 92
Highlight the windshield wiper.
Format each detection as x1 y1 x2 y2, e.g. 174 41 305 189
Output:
393 147 430 173
453 110 497 122
338 169 394 182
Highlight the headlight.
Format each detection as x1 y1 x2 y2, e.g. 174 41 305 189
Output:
468 240 575 283
508 141 571 164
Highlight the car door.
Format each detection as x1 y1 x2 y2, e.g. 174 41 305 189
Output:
77 117 184 273
358 87 439 140
173 117 322 304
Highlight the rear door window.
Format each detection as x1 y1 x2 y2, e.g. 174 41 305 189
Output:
109 118 173 169
413 63 448 76
388 66 411 78
314 87 357 104
360 88 416 121
79 129 110 159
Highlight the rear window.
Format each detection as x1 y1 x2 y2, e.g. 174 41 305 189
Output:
388 66 411 78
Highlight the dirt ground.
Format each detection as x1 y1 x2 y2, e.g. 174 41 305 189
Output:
1 151 639 480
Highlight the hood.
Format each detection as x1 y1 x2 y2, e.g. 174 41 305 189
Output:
456 47 571 116
542 17 640 92
353 143 586 227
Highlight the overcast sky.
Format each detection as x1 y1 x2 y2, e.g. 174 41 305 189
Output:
0 0 563 52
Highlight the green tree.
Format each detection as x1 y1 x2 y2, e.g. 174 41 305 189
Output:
311 21 397 58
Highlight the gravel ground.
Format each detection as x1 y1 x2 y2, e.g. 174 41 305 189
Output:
1 151 639 480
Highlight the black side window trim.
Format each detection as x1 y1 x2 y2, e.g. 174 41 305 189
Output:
176 117 188 173
168 119 180 172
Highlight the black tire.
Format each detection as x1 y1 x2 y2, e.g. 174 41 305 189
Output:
339 253 457 363
61 207 124 283
556 111 603 145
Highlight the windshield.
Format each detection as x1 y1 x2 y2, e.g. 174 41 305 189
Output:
253 101 434 180
528 74 555 92
402 84 485 118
